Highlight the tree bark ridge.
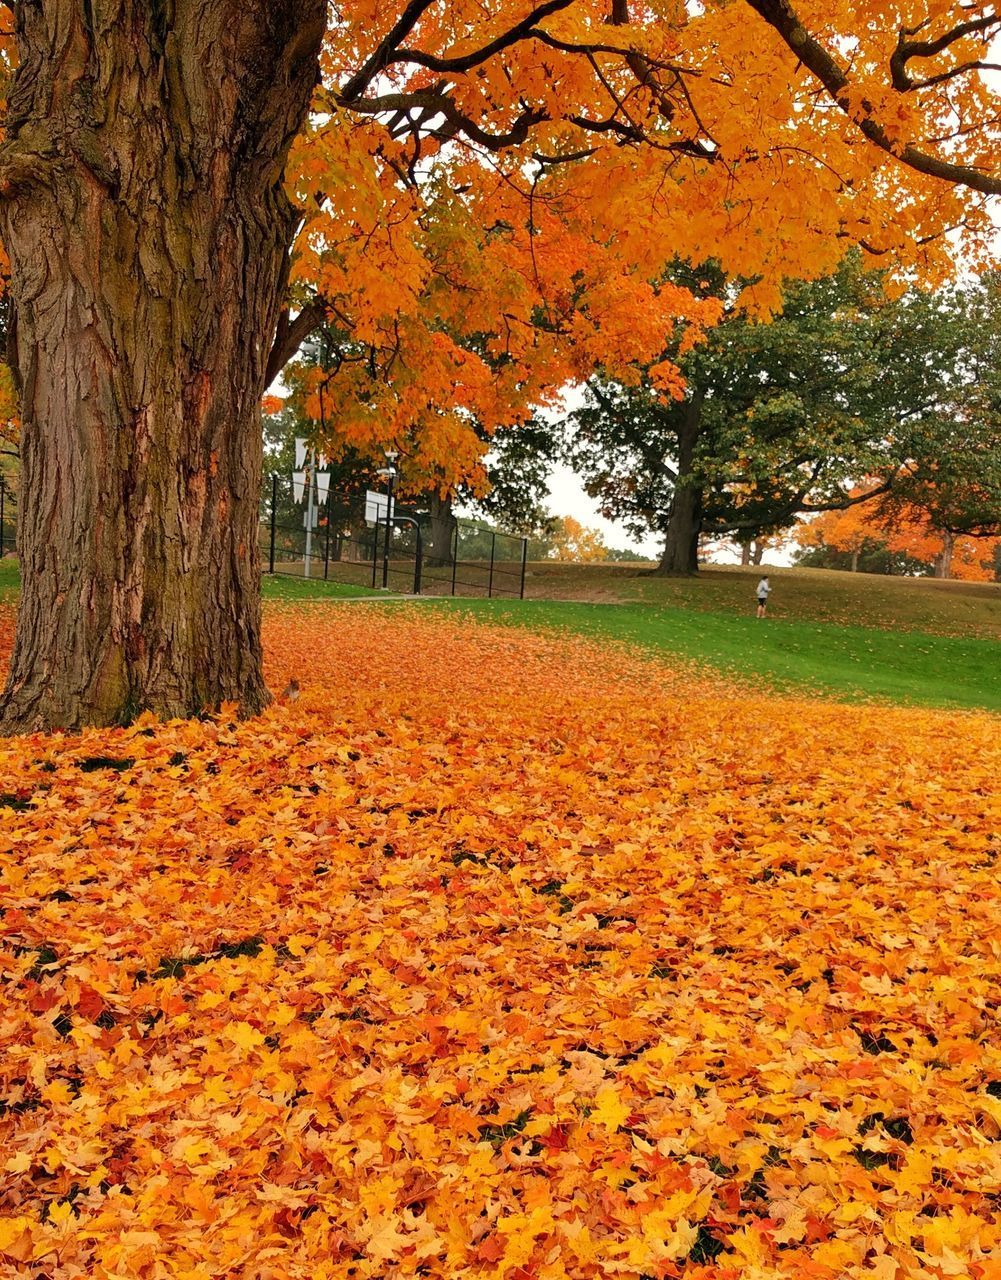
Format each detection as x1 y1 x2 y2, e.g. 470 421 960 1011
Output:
0 0 325 732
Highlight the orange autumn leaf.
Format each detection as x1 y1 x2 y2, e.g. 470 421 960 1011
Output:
1 601 1001 1277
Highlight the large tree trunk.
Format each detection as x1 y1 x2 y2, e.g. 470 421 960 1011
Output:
426 492 457 568
934 529 955 580
0 2 325 732
654 390 704 576
657 485 702 575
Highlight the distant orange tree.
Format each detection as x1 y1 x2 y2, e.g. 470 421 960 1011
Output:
547 517 611 564
797 500 1000 581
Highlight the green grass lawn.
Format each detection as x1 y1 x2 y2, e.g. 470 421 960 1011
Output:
0 556 18 602
523 560 1001 641
2 555 999 711
261 574 382 600
418 594 1001 713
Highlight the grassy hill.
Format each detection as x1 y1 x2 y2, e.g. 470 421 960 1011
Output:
521 560 1001 640
451 563 1001 712
428 594 1001 712
2 556 999 711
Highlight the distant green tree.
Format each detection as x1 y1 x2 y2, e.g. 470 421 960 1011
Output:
474 419 561 537
603 546 652 563
874 272 1001 541
564 258 973 575
418 418 560 566
792 542 930 578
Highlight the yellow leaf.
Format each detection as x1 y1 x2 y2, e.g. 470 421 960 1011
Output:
834 1199 872 1225
366 1217 409 1264
590 1085 630 1132
47 1201 75 1229
0 1216 35 1257
224 1021 266 1052
869 1256 899 1280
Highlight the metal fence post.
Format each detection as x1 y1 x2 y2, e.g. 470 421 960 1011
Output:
371 520 379 588
382 514 392 590
520 537 528 599
323 500 332 581
450 525 459 596
488 531 496 598
269 473 278 574
413 525 423 596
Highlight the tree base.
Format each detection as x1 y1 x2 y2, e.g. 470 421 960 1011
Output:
0 682 273 737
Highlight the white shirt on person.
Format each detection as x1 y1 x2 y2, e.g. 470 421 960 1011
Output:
757 579 770 598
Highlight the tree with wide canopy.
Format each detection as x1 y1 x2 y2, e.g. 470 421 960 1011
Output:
564 262 997 573
797 494 1001 578
0 0 997 730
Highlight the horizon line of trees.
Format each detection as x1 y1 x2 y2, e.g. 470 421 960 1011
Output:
259 259 1000 583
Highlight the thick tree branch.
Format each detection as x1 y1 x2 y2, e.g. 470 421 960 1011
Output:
702 476 897 536
899 60 1001 93
339 0 441 102
334 0 719 164
798 478 896 514
745 0 1001 195
346 92 547 151
890 13 1000 90
340 0 575 98
265 298 328 386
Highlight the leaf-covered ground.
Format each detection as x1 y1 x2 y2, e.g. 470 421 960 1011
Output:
2 604 1001 1280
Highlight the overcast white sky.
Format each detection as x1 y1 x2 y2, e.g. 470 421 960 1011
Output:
543 462 796 565
545 462 661 558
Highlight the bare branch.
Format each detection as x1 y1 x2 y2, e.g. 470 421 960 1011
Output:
266 298 328 387
890 13 1000 90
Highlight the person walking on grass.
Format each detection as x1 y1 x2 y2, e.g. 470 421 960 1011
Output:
756 575 771 618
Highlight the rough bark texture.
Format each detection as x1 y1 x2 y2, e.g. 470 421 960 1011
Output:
0 1 325 732
426 492 457 567
935 529 954 579
654 392 704 576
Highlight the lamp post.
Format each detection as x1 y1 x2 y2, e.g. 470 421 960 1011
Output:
376 449 399 590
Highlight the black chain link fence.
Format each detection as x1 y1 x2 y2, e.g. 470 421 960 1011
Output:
259 474 527 598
